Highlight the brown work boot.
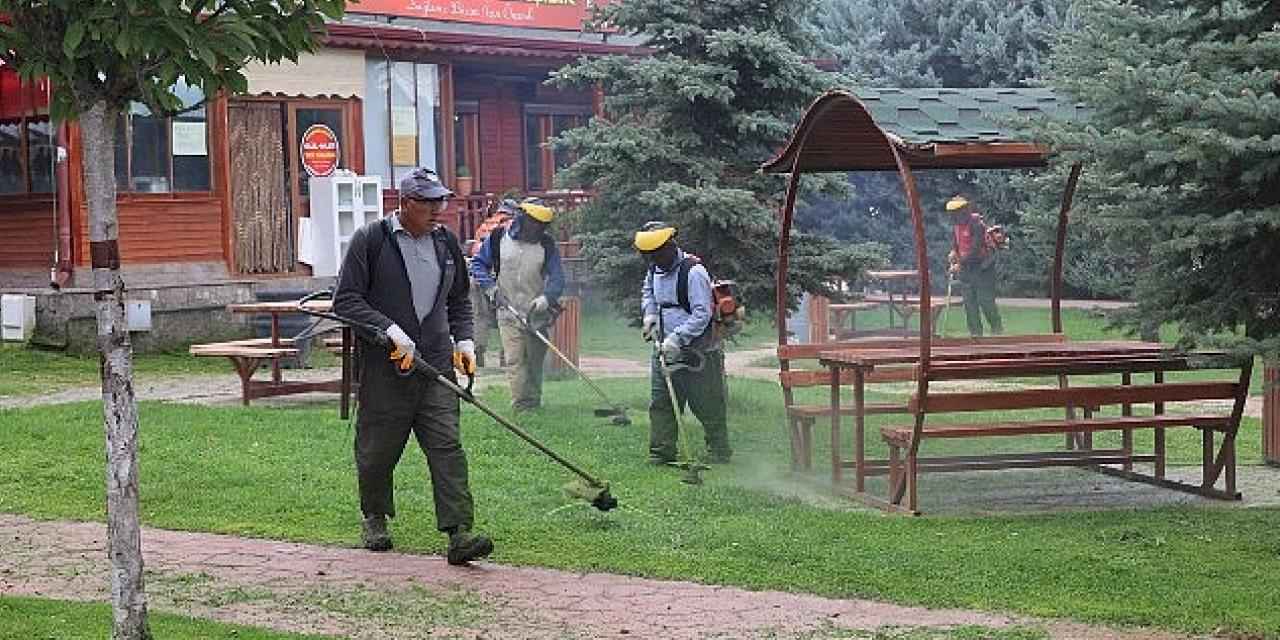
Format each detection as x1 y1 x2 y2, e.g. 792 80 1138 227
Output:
446 527 494 566
361 515 392 552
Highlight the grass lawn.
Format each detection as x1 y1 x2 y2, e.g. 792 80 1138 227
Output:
2 377 1277 637
0 342 340 397
0 595 329 639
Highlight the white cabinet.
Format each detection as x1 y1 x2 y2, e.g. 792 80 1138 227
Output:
304 174 383 277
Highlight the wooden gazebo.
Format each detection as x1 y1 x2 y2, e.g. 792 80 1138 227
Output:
760 89 1251 513
764 87 1086 347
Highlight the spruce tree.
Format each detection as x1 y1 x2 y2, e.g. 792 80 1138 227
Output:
1031 0 1280 354
808 0 1078 296
549 0 884 319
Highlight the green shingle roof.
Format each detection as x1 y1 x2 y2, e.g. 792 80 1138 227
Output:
851 87 1087 145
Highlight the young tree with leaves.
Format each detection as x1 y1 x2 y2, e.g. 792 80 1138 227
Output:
549 0 884 320
1031 0 1280 355
0 2 343 637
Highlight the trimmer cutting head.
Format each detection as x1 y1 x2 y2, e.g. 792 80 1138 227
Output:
593 408 632 426
562 479 619 512
668 461 709 485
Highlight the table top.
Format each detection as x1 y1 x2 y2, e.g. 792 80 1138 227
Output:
227 300 333 314
866 269 919 280
819 340 1172 368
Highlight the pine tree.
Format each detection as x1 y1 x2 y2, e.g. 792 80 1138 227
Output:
549 0 885 319
808 0 1077 295
1030 0 1280 355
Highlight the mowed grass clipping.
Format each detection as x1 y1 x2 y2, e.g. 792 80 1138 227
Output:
0 595 332 640
2 376 1279 637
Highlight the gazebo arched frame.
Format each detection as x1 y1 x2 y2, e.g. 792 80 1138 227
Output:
763 90 1083 386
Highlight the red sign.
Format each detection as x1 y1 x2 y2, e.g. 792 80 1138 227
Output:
300 125 340 177
353 0 600 31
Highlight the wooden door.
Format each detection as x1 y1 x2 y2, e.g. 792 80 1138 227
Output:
286 102 352 225
228 101 292 273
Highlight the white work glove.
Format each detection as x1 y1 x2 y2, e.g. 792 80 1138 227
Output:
641 315 659 342
385 324 416 372
485 286 504 308
528 295 550 316
452 339 477 376
386 324 416 353
660 335 682 363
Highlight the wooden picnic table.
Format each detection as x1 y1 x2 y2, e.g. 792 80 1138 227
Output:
191 300 355 418
815 338 1249 513
859 270 960 335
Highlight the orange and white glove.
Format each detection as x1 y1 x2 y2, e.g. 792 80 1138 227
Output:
386 324 416 372
452 339 477 376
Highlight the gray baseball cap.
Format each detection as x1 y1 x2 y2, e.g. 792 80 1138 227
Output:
399 167 453 200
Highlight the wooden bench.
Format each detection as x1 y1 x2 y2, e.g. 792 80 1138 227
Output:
828 301 883 338
778 333 1069 471
190 337 347 408
879 357 1252 514
863 293 959 335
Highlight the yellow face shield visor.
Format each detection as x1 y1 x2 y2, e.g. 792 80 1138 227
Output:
945 196 969 212
521 202 555 223
633 226 676 252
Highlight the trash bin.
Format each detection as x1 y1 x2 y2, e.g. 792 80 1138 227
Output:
253 288 314 369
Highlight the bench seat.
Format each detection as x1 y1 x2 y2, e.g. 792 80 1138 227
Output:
790 402 909 418
881 414 1231 447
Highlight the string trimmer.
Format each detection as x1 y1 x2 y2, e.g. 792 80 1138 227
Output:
498 291 631 426
297 290 618 512
940 272 956 337
656 314 707 485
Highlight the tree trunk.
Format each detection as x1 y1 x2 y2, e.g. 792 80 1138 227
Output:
81 100 152 640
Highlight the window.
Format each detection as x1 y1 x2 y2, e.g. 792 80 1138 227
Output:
364 59 444 187
454 100 480 188
114 80 210 193
0 118 55 195
524 105 590 192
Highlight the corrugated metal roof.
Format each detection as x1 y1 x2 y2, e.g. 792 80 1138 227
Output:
762 89 1086 173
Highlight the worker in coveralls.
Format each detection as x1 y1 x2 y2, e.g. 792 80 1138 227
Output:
465 199 519 368
333 167 493 565
946 195 1003 337
468 198 565 412
635 222 732 465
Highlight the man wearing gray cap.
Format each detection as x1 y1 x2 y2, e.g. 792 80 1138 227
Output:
334 167 493 565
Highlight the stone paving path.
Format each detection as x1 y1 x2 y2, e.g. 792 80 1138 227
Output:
0 514 1192 640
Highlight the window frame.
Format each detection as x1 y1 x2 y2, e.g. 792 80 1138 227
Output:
523 103 592 193
0 115 55 196
114 102 212 195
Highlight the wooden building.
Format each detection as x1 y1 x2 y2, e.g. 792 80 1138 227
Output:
1 2 632 286
0 2 635 348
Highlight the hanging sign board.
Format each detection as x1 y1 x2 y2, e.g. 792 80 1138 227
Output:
353 0 603 31
300 124 340 177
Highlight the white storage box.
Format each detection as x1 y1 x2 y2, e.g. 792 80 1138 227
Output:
1 294 37 342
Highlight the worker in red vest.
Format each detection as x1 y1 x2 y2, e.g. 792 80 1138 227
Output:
946 195 1003 337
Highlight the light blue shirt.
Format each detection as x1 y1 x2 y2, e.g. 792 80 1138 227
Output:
642 250 715 349
388 212 440 322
